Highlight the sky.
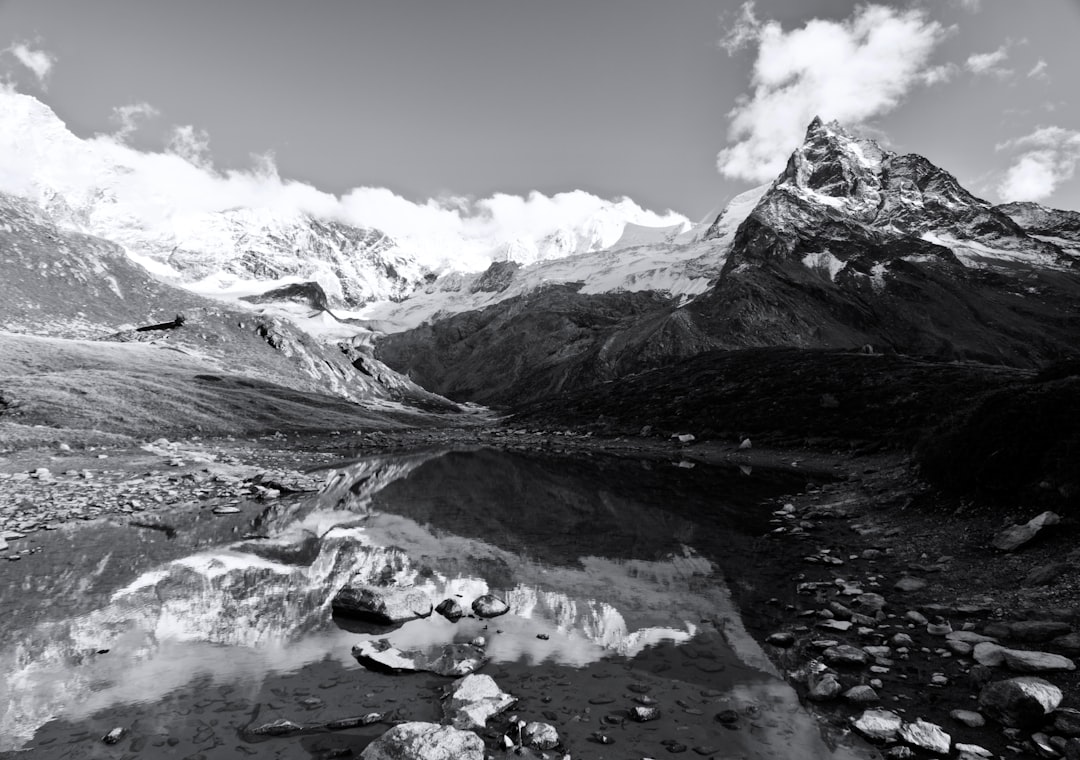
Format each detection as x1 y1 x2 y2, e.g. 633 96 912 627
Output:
1 0 1079 223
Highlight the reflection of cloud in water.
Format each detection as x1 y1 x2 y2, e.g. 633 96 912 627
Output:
0 504 734 750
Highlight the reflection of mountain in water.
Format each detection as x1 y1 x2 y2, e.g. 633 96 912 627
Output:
0 449 787 751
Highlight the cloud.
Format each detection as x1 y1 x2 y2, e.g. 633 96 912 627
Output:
166 124 212 168
1027 59 1049 80
965 44 1012 77
954 0 982 12
4 42 56 87
996 126 1080 201
716 3 950 182
110 102 160 142
0 89 687 272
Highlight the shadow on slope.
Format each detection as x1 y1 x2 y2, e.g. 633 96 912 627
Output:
510 347 1028 452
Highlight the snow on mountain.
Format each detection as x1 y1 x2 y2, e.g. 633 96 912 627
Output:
358 185 768 332
0 90 690 313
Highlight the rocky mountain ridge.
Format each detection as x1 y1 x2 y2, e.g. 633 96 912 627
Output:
377 119 1080 405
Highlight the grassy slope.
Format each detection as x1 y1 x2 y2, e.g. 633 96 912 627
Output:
0 333 432 448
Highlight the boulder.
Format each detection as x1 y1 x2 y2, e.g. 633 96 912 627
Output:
471 594 509 618
949 709 985 728
1001 620 1072 643
973 642 1005 666
852 709 903 743
954 744 992 759
1054 708 1080 737
808 672 842 701
332 584 432 625
352 639 488 677
766 631 795 647
360 722 484 760
844 685 879 704
992 511 1060 551
978 677 1063 728
435 599 464 622
442 675 515 730
823 644 871 667
1001 648 1075 673
898 719 951 755
894 577 927 592
523 722 559 750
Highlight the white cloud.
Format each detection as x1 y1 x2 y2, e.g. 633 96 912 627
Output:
922 63 959 86
110 102 159 142
716 3 949 182
996 126 1080 201
0 89 687 272
5 42 56 88
965 44 1012 77
1027 59 1049 80
166 124 212 169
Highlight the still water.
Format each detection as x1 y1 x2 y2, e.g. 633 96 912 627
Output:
0 448 871 759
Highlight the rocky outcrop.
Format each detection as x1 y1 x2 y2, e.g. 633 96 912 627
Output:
360 722 484 760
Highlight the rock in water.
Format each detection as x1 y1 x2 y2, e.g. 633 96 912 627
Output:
471 594 509 618
331 584 432 625
524 722 560 750
808 672 842 701
852 709 902 743
102 727 127 745
442 675 516 730
823 644 871 666
360 722 484 760
352 639 488 677
978 677 1063 728
898 719 951 755
247 718 303 736
435 598 464 622
992 511 1060 551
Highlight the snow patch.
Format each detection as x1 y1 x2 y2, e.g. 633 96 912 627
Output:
801 251 846 281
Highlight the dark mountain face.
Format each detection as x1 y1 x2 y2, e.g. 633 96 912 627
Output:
376 119 1080 406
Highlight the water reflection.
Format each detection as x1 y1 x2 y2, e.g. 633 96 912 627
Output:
0 448 864 759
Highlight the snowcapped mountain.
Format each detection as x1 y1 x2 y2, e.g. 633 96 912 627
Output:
0 90 689 311
376 118 1080 405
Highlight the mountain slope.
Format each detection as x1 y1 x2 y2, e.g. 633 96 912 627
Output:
377 119 1080 406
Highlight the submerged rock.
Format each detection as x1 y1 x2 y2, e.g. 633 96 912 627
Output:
524 721 559 750
360 722 484 760
332 583 432 625
442 674 516 730
247 718 303 736
102 727 127 745
352 639 488 677
978 677 1063 728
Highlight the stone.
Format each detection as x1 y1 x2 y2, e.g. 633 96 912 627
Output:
523 722 559 750
331 584 432 625
949 709 985 728
212 505 241 514
631 706 661 722
360 722 484 760
1055 708 1080 737
435 598 464 622
817 619 853 632
844 685 879 704
1003 621 1072 643
894 577 927 592
946 640 973 656
855 592 887 612
926 619 953 636
852 709 902 743
1053 633 1080 655
808 672 842 701
947 630 997 644
886 749 915 760
954 744 992 759
248 719 303 736
905 610 929 625
766 631 795 647
978 677 1063 728
823 644 870 666
992 511 1060 551
898 719 951 755
1001 648 1075 673
973 642 1005 666
352 639 488 677
442 674 515 730
471 594 509 618
326 714 383 730
890 633 915 648
1025 562 1069 586
102 727 127 745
